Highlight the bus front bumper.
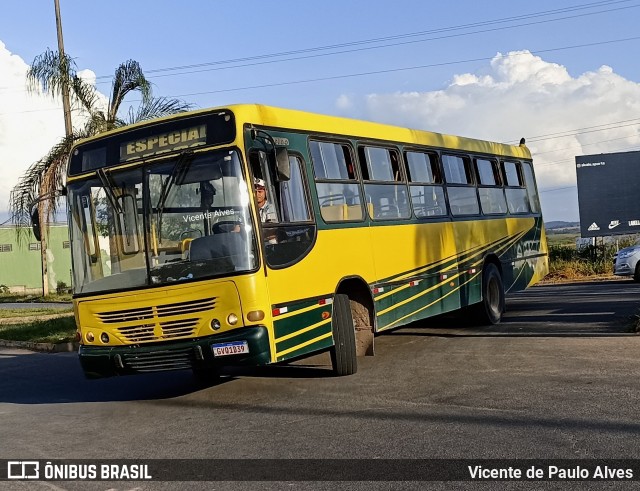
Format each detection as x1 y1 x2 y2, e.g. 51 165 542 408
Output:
78 326 270 379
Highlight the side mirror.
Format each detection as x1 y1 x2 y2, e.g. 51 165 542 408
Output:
275 147 290 181
31 208 41 242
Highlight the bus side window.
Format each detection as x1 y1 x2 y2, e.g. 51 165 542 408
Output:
359 145 410 220
443 154 479 216
405 150 446 218
310 140 364 222
502 160 530 214
279 155 311 223
265 154 316 268
475 158 507 215
522 162 541 213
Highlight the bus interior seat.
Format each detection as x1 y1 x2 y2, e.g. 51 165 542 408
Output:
181 238 194 258
376 203 400 219
345 204 364 220
320 204 347 221
189 232 249 268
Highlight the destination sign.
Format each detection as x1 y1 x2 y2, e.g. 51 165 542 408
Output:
119 125 207 161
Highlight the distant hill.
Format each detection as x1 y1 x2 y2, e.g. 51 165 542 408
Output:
545 221 580 230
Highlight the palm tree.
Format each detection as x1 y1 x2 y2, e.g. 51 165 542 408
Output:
10 49 193 293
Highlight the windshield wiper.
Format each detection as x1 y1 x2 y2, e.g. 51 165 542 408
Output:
156 150 195 238
96 168 123 215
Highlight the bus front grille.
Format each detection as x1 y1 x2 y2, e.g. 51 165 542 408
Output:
156 298 217 317
115 324 156 342
121 347 196 372
160 319 199 339
97 307 154 324
96 296 217 343
96 297 216 324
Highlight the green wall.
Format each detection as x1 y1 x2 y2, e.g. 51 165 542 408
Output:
0 225 72 293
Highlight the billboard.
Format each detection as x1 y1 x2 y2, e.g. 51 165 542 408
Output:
576 150 640 238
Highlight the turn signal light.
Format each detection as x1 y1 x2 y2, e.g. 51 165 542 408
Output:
247 310 265 322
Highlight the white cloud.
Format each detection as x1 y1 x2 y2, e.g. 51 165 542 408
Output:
338 51 640 221
0 42 104 218
0 41 65 215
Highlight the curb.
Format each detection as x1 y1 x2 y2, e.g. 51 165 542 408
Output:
0 339 79 353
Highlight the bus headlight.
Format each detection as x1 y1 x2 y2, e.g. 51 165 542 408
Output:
227 313 238 325
211 319 221 331
100 333 110 343
86 332 95 343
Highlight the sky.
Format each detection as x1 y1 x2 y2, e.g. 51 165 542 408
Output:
1 0 640 224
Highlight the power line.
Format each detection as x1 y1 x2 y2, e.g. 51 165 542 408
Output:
0 0 635 98
4 33 639 117
539 185 576 194
533 133 640 158
508 118 640 144
94 0 639 81
160 36 640 98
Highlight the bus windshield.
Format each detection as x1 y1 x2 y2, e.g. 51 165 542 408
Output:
67 148 257 294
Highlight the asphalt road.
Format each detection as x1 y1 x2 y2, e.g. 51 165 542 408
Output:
0 302 72 309
2 279 640 490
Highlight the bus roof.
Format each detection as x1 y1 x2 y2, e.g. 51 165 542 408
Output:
72 103 532 160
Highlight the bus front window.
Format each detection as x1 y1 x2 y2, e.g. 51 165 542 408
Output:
67 149 257 295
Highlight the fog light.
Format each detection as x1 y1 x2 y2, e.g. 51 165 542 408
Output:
211 319 221 331
227 313 238 325
247 310 265 322
86 332 95 342
100 332 110 343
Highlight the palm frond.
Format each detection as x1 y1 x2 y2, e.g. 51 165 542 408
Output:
15 53 193 247
125 97 194 126
9 133 77 242
68 74 102 115
26 49 76 99
108 60 152 124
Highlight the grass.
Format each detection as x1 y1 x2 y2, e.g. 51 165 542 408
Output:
0 292 72 303
0 294 76 344
0 315 77 344
0 308 73 319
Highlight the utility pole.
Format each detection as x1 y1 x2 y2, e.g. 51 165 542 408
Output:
38 0 73 296
54 0 72 136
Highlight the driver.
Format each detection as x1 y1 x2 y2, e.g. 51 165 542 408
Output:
254 178 278 244
254 178 278 223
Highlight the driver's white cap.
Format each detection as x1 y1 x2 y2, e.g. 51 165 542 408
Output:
254 178 266 188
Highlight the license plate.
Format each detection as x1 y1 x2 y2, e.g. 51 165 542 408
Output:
211 341 249 357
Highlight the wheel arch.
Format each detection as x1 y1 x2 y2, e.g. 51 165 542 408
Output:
334 275 376 356
483 253 503 276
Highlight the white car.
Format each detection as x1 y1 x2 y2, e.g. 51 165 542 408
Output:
613 239 640 281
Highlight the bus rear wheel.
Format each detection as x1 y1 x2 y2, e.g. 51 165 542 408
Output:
329 294 357 376
475 263 505 325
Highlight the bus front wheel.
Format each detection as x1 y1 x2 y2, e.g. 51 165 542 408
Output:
476 263 505 325
330 294 357 376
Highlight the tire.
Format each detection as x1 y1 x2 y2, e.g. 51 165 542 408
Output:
475 263 505 325
633 262 640 282
329 294 357 376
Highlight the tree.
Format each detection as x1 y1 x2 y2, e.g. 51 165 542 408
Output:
10 49 192 293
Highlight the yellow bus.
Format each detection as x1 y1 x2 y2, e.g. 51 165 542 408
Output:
56 104 547 380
